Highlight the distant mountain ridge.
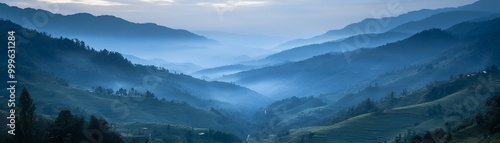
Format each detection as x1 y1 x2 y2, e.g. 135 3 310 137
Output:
0 2 221 63
194 30 289 50
274 8 451 51
247 18 500 142
219 18 500 100
0 3 213 42
194 31 411 79
0 19 271 112
249 32 412 66
213 1 499 79
192 64 259 80
124 54 204 74
390 11 499 33
275 0 500 51
256 11 497 67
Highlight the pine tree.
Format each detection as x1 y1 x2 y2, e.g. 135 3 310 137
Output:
46 110 85 143
87 115 124 143
16 88 36 143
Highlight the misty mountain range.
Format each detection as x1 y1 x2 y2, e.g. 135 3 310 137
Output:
274 0 500 51
1 0 500 142
0 3 213 42
193 0 500 80
0 3 262 67
218 23 500 99
0 19 272 111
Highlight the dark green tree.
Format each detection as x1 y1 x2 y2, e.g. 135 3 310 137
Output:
46 110 86 143
87 115 124 143
484 92 500 133
16 88 36 143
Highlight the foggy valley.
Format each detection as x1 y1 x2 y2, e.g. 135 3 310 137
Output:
1 0 500 142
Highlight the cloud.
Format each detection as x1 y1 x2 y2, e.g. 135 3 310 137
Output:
140 0 175 4
194 1 266 21
196 0 266 8
141 0 174 2
38 0 127 6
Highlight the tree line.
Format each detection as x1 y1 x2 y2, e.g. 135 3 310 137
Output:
2 88 124 143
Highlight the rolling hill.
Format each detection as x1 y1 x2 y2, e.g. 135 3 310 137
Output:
0 65 253 139
0 19 272 113
0 1 499 142
0 3 214 43
203 31 411 80
251 68 500 142
243 17 500 142
123 54 204 74
246 32 411 67
220 1 499 77
274 8 451 51
389 11 499 34
274 0 500 51
192 64 259 80
0 3 221 64
219 18 500 102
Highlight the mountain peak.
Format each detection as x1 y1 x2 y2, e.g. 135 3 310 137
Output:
458 0 500 13
0 3 213 42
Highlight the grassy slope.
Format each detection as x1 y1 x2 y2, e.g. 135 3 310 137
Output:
12 69 244 134
118 122 242 143
266 18 500 138
272 73 499 143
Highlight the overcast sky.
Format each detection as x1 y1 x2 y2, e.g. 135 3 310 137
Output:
5 0 477 38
